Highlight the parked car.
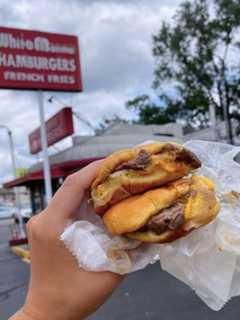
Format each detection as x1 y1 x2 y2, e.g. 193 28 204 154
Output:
0 203 15 219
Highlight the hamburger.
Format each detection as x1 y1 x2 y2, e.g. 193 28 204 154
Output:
91 142 220 243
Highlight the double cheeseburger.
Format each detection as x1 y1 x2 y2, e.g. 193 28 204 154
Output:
91 143 220 243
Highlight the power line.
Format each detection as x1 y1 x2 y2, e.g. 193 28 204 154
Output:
48 95 96 133
72 111 96 132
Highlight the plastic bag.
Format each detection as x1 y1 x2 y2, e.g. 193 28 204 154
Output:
61 140 240 310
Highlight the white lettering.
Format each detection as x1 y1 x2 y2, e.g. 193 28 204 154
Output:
8 34 17 48
0 33 8 47
47 74 75 84
26 40 33 50
69 59 76 71
0 53 7 66
68 76 75 84
49 58 57 71
16 72 27 81
4 70 74 84
26 56 34 69
15 55 26 68
40 57 49 69
7 54 16 67
61 59 69 71
0 32 75 54
0 53 76 72
4 71 11 80
4 71 45 82
4 71 16 80
34 37 49 52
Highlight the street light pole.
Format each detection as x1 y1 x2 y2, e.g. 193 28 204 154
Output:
38 90 53 204
0 125 17 176
0 125 25 237
7 129 17 177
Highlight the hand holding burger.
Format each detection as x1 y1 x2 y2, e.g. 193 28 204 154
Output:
91 143 220 243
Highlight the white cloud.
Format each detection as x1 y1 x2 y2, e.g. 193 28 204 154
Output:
0 0 181 184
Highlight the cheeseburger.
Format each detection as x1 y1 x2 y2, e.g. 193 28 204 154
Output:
91 142 220 243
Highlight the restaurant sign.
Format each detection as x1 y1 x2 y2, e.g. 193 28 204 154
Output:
0 26 82 91
29 107 74 154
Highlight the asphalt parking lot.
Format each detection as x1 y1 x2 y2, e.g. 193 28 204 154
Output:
1 219 240 320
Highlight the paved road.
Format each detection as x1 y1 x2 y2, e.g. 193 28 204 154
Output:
1 219 240 320
0 219 29 320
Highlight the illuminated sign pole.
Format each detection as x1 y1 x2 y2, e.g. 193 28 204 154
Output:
0 26 82 207
38 90 52 203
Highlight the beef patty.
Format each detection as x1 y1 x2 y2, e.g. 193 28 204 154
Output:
147 203 184 234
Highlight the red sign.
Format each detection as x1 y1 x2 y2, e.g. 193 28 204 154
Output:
0 26 82 91
29 107 74 154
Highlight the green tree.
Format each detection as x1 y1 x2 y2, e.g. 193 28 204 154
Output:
127 0 240 142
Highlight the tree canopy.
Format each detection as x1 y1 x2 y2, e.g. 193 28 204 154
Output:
127 0 240 141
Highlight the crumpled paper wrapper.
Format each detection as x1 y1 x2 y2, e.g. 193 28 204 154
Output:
61 140 240 311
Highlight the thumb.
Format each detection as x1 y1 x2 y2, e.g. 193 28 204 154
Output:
46 160 102 221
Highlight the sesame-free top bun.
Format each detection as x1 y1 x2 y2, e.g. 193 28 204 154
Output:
103 176 220 243
91 143 201 215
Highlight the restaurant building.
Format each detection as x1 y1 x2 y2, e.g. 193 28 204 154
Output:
5 119 237 215
4 122 183 214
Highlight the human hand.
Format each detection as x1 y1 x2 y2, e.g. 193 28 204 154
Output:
10 161 124 320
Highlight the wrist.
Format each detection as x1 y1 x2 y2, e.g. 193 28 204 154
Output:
22 288 85 320
9 309 34 320
23 291 66 320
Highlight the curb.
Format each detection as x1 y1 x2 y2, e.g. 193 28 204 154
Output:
22 257 31 264
11 246 30 263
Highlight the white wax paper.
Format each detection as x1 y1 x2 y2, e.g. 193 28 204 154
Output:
61 140 240 311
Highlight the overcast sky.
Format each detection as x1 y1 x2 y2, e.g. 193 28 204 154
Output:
0 0 182 184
